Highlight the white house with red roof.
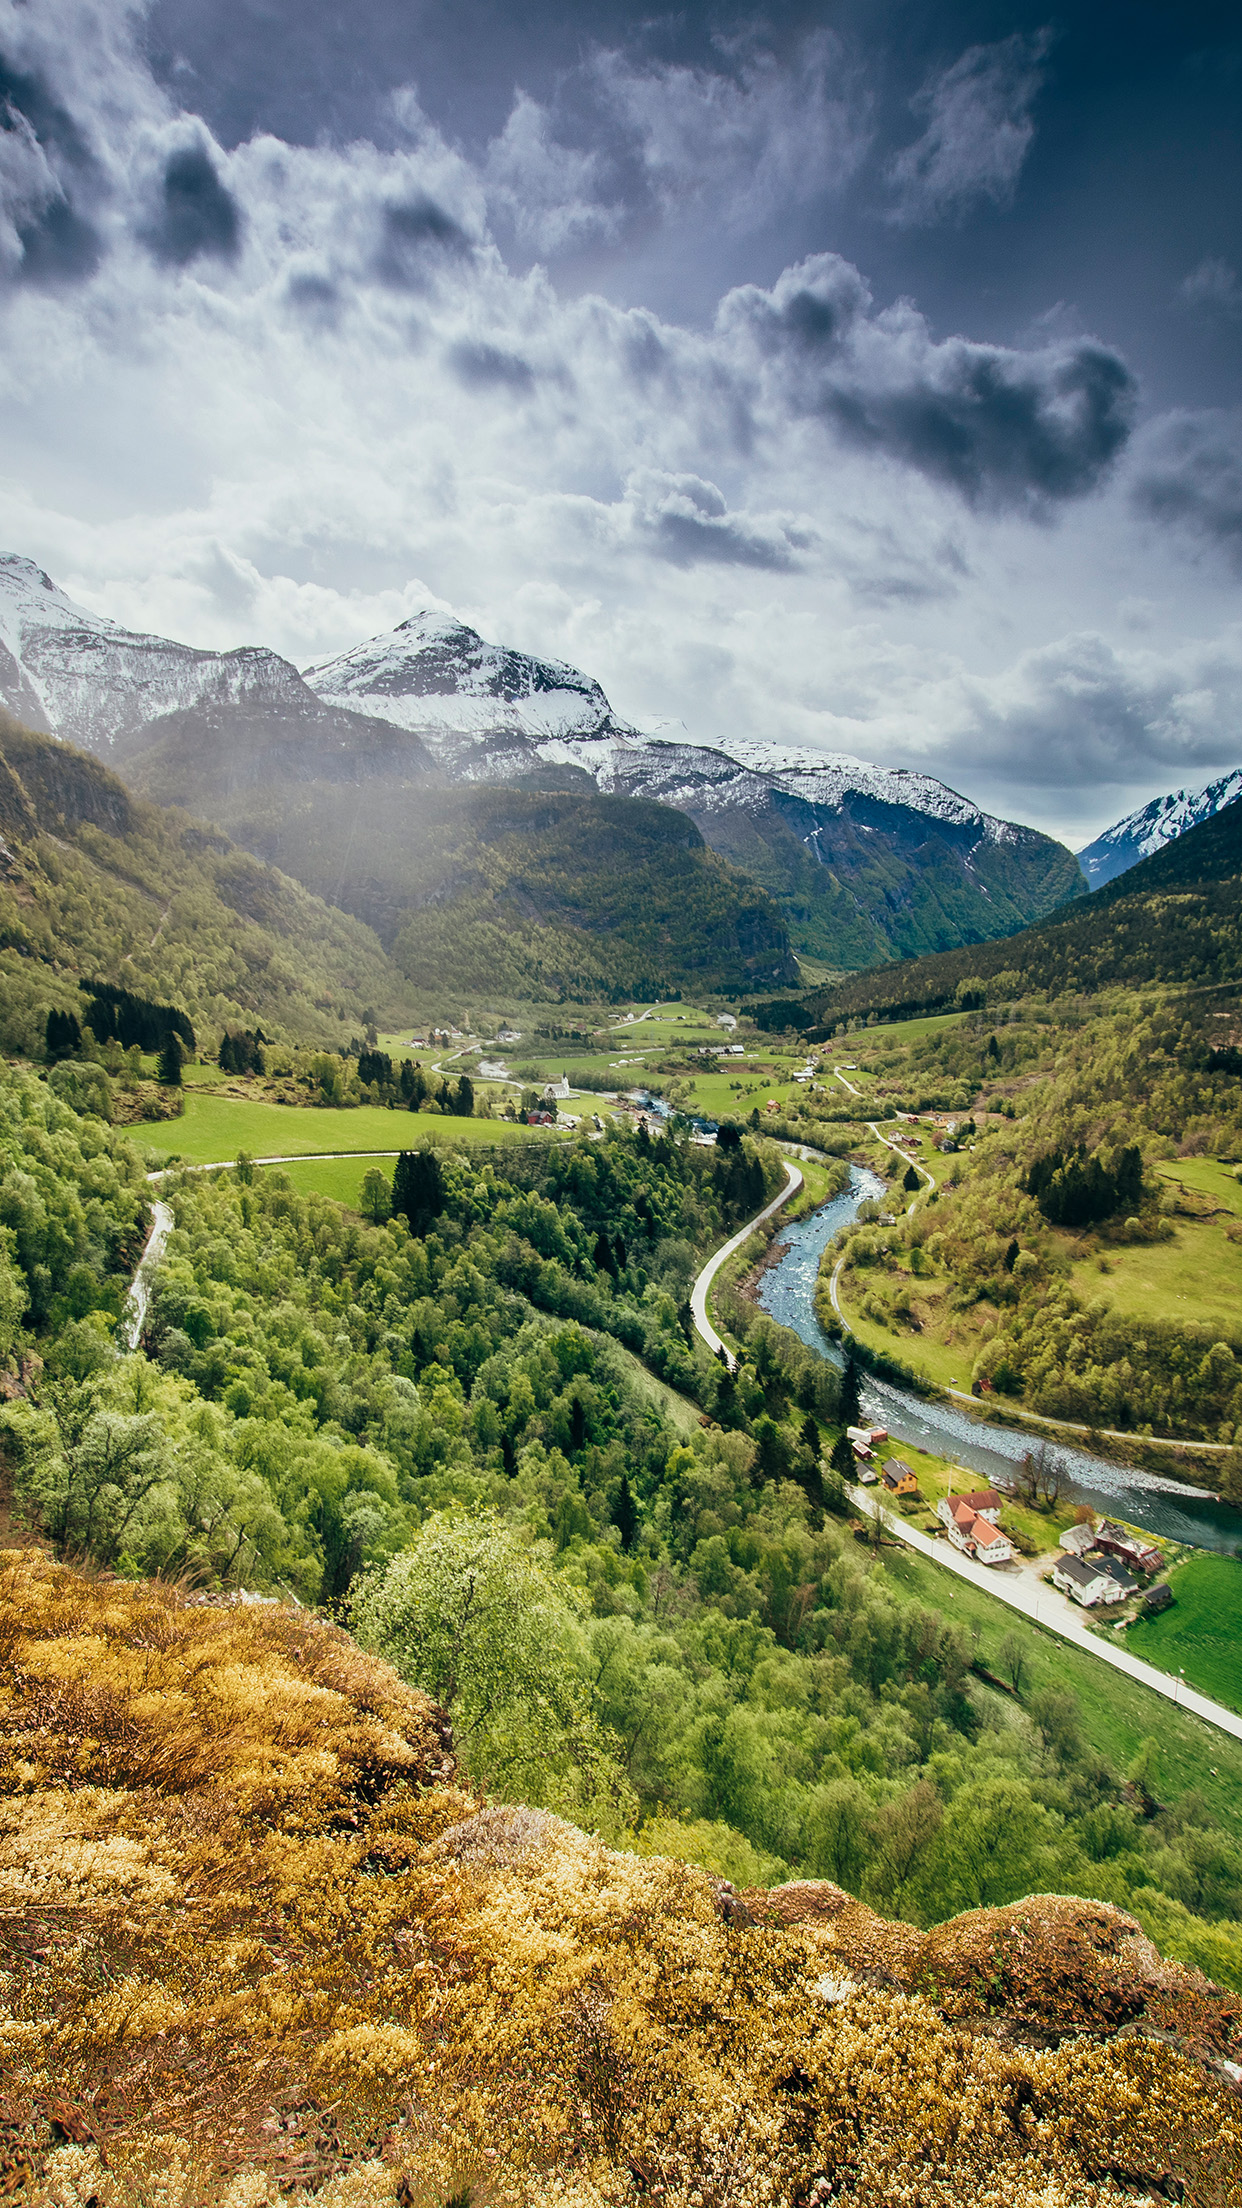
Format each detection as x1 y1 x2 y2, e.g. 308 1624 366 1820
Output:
937 1493 1013 1565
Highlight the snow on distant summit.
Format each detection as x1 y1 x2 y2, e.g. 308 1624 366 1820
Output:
0 553 1019 846
1078 768 1242 888
0 554 328 753
304 611 627 770
305 606 1006 835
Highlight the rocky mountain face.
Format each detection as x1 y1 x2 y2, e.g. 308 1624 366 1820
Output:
0 556 1084 974
1078 767 1242 888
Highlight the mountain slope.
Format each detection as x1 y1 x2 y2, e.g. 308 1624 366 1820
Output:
0 560 1082 973
1078 767 1242 888
306 615 1086 964
767 793 1242 1029
0 712 411 1052
135 759 798 999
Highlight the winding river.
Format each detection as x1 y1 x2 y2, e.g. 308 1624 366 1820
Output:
757 1165 1242 1554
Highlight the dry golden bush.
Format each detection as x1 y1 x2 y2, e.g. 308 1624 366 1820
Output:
0 1553 1239 2208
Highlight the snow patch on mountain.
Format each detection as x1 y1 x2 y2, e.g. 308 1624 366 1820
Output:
0 554 320 752
1078 768 1242 888
0 554 1043 863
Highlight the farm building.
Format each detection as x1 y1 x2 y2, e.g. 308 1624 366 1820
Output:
1093 1520 1163 1575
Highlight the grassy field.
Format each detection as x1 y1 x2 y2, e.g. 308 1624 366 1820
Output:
1156 1157 1242 1217
255 1155 385 1207
844 1010 968 1051
1070 1219 1242 1339
1124 1553 1242 1713
882 1541 1242 1829
831 1264 967 1392
147 1092 560 1165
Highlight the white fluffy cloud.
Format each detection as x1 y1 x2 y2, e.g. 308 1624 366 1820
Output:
0 0 1235 844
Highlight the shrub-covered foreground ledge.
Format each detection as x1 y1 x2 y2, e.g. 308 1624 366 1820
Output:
0 1556 1238 2208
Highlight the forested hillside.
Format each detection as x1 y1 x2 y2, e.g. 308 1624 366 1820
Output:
0 714 412 1052
130 763 799 999
758 794 1242 1032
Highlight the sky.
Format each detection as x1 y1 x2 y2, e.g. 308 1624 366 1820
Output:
0 1 1239 843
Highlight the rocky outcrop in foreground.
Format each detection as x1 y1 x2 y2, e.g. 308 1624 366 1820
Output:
0 1556 1237 2207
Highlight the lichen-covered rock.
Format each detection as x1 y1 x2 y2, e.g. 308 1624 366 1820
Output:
2 1558 1240 2208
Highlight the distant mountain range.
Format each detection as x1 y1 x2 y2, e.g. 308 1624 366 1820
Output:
1078 769 1242 888
771 793 1242 1033
0 555 1084 983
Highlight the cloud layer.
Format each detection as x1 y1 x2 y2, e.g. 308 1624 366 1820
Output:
0 0 1235 845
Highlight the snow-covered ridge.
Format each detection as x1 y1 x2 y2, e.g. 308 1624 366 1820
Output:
0 554 325 751
305 610 1010 837
1078 768 1242 888
0 552 1023 850
305 611 621 748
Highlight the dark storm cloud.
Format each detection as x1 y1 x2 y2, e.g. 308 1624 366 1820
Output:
143 141 241 266
447 340 536 392
1131 412 1242 570
374 196 474 290
0 53 97 175
13 195 103 286
0 49 104 286
627 472 809 571
721 256 1137 506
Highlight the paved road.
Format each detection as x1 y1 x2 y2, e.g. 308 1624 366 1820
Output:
850 1481 1242 1744
690 1159 803 1372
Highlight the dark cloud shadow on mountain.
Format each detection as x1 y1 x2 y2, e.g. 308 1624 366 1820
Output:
144 142 242 266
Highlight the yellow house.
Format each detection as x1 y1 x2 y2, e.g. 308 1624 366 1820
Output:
882 1460 919 1497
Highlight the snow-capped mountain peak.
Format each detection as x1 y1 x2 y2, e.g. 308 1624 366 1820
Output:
304 610 623 763
0 555 335 752
1078 768 1242 888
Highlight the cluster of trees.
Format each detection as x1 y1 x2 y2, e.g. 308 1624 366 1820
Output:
1026 1141 1145 1227
219 1029 267 1076
82 981 195 1056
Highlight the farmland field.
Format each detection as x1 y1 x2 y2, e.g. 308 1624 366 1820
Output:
1124 1553 1242 1713
146 1092 561 1165
1069 1219 1242 1339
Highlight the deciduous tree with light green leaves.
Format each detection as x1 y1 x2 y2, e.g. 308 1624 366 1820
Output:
351 1507 633 1823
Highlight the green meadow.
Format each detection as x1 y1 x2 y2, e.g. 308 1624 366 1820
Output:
147 1091 560 1166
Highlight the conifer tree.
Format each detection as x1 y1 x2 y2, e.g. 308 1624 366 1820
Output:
613 1475 639 1552
45 1008 81 1060
839 1341 862 1428
157 1031 183 1087
391 1149 445 1238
